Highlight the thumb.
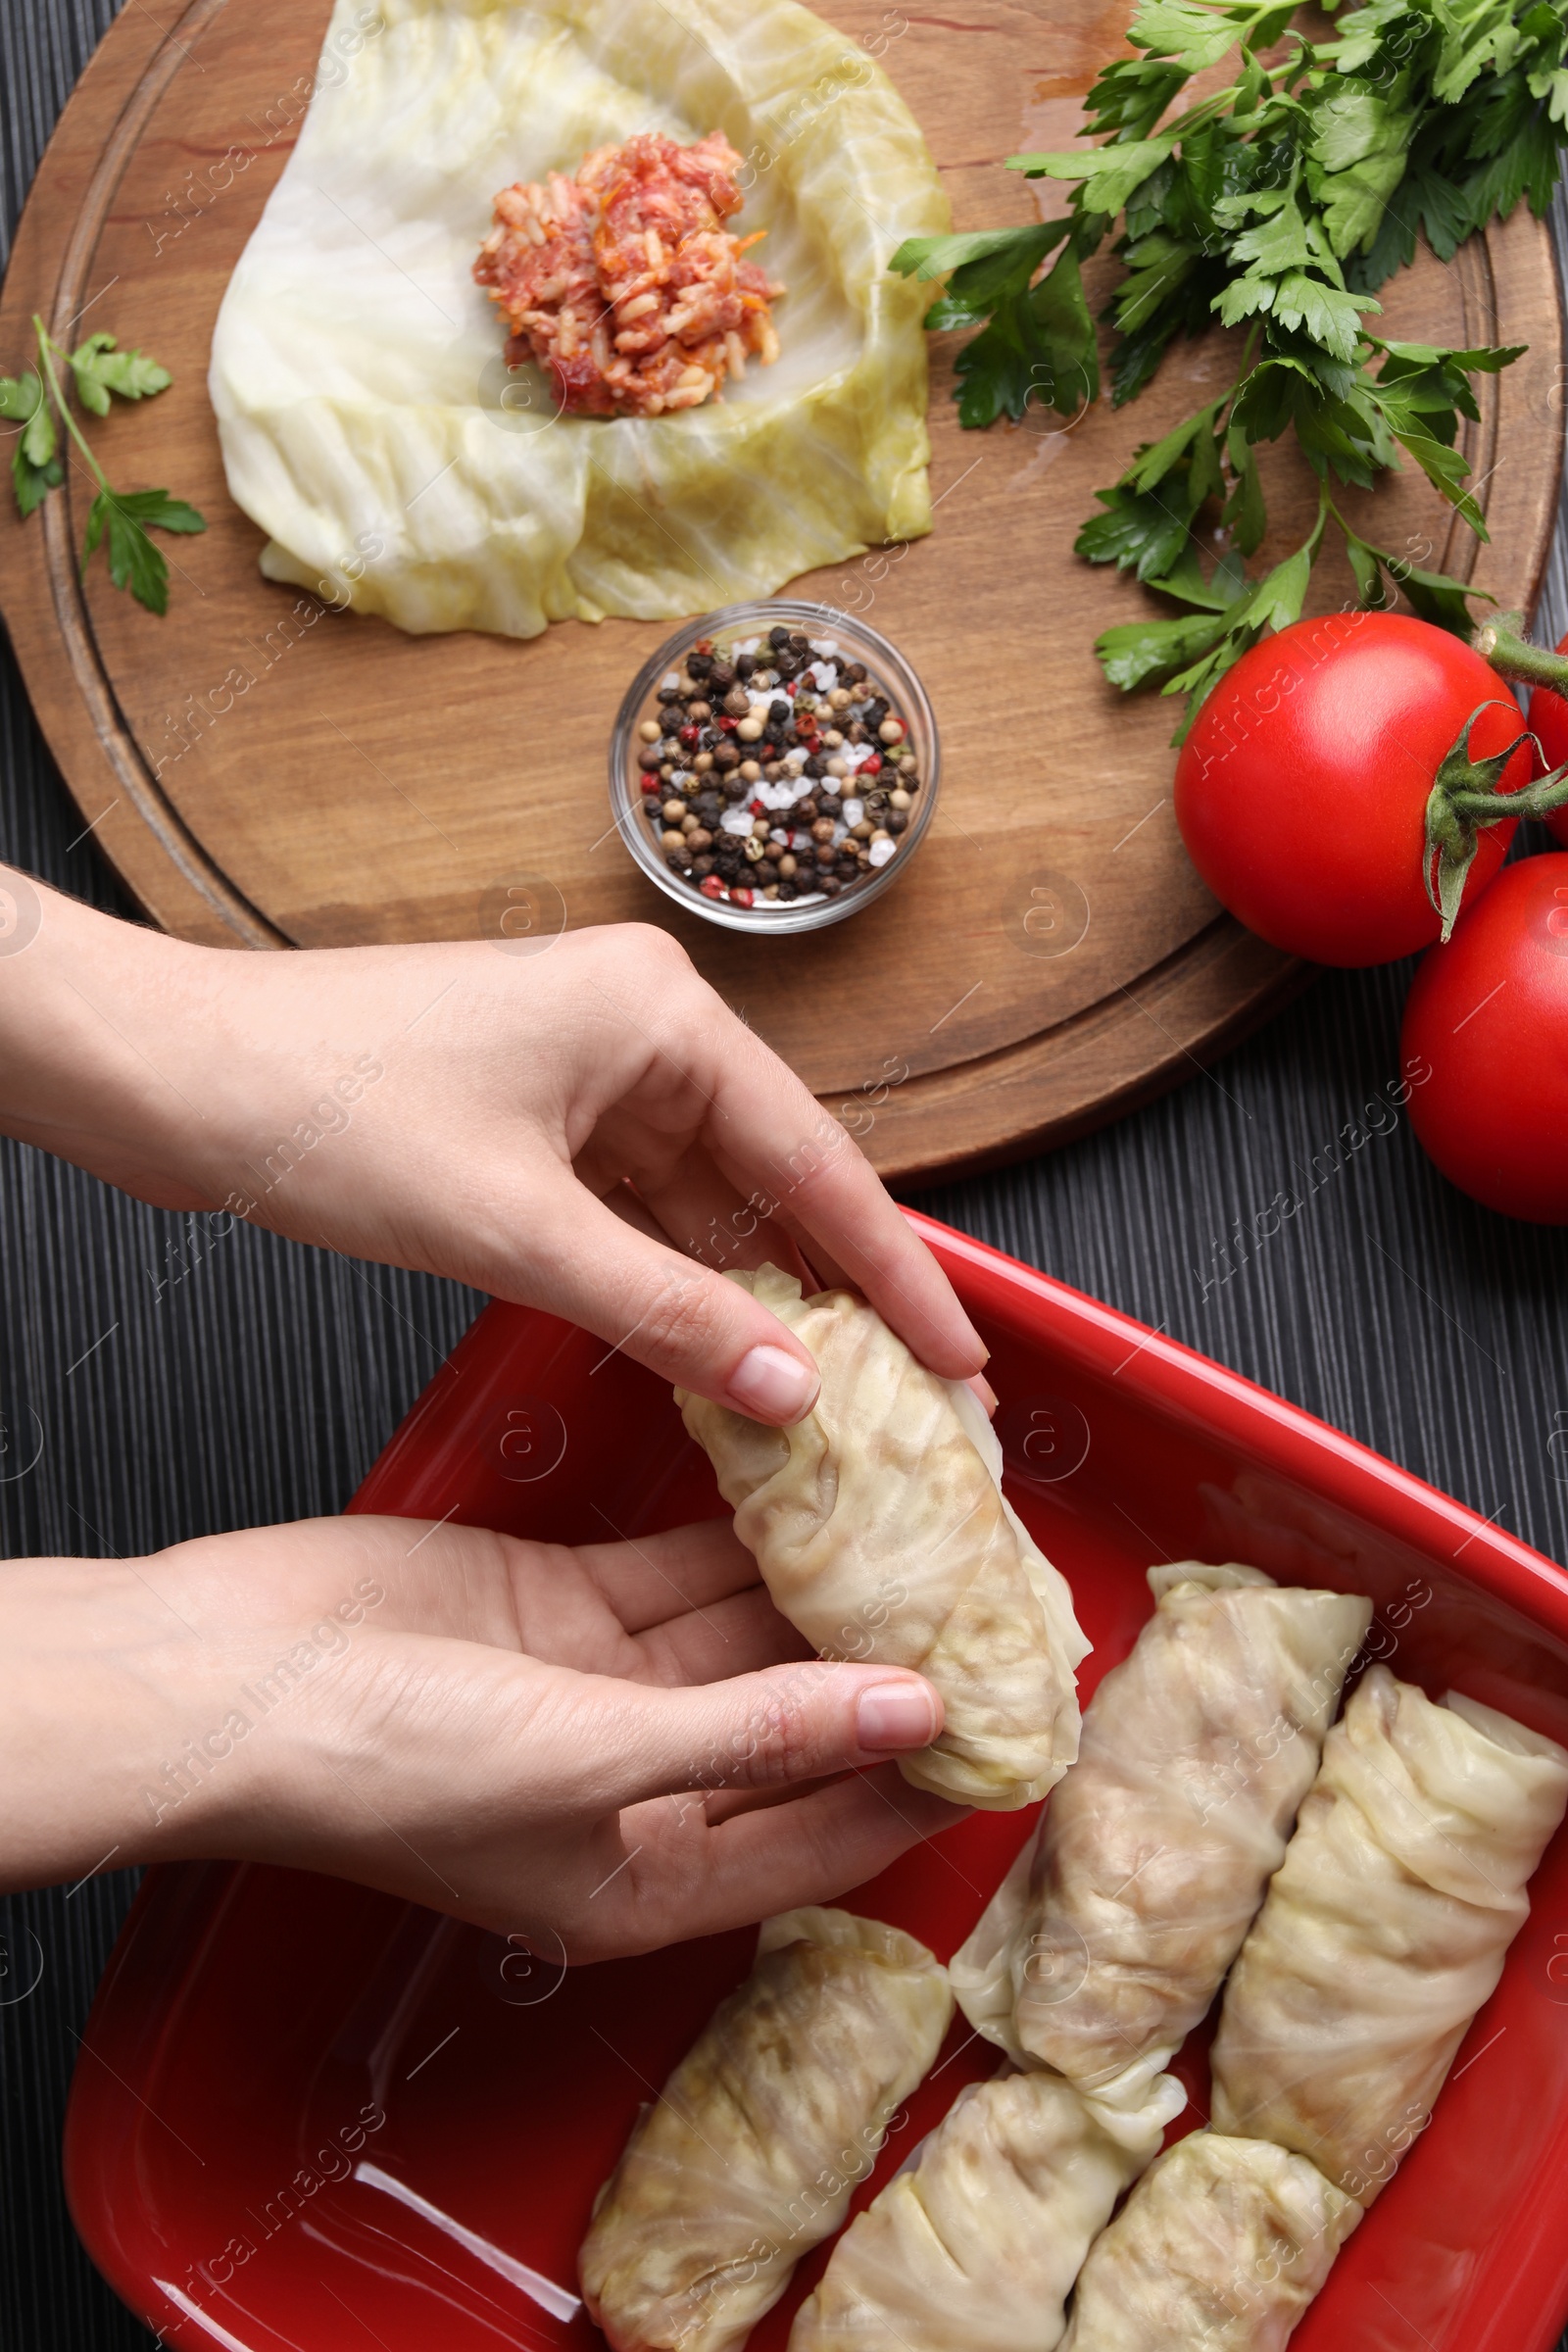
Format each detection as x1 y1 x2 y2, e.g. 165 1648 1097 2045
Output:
584 1659 945 1811
514 1178 822 1424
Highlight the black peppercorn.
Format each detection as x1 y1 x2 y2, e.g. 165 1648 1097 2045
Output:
844 662 866 683
711 743 741 771
755 860 779 886
695 792 723 822
804 754 827 778
657 683 683 704
818 792 843 817
886 810 908 834
709 661 737 692
819 875 842 897
768 699 790 725
693 854 715 876
768 623 791 647
777 879 799 901
688 653 712 678
795 797 818 822
735 652 757 680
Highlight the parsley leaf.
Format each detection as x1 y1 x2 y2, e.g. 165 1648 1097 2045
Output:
83 487 206 615
70 331 172 416
897 0 1568 730
2 369 63 516
7 317 202 613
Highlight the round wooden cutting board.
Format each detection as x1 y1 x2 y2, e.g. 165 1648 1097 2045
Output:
0 0 1561 1179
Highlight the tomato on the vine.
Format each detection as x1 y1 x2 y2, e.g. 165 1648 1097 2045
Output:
1174 612 1530 965
1401 854 1568 1224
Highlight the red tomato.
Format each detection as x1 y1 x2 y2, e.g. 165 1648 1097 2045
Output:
1401 854 1568 1223
1174 612 1527 965
1525 631 1568 850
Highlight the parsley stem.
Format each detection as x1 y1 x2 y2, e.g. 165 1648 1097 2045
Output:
30 316 110 492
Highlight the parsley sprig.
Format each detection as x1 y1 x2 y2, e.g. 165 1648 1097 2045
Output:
892 0 1568 736
1 316 205 614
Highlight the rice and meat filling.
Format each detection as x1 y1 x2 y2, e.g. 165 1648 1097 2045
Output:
474 130 785 418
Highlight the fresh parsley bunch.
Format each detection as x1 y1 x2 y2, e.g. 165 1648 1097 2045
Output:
1 317 204 615
892 0 1568 736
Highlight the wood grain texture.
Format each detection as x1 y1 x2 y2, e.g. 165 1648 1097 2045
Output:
0 0 1560 1179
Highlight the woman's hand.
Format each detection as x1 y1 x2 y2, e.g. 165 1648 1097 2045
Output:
0 875 984 1422
0 1514 963 1957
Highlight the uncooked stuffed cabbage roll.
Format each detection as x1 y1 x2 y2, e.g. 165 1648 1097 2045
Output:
1059 2132 1362 2352
1210 1666 1568 2201
950 1563 1370 2110
790 2067 1180 2352
676 1267 1088 1811
578 1907 952 2352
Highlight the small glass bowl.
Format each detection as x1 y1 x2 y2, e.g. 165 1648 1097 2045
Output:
608 600 941 935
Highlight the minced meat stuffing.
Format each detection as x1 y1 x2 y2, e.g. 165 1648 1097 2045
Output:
474 130 784 419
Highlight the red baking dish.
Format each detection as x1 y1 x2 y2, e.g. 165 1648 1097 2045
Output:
63 1212 1568 2352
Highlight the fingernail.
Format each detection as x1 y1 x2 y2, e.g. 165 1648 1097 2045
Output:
857 1683 938 1753
728 1344 818 1424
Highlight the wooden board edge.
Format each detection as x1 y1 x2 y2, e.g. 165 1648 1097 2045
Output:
856 919 1306 1183
1467 202 1566 614
0 0 283 949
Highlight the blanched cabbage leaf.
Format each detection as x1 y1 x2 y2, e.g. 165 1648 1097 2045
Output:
578 1907 953 2352
1059 2132 1362 2352
677 1265 1089 1812
209 0 950 636
951 1562 1370 2101
791 2069 1178 2352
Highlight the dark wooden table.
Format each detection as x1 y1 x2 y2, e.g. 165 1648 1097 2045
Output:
4 3 1568 2345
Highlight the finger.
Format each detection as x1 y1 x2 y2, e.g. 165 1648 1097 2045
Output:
506 1173 825 1424
606 1764 969 1951
574 1516 762 1633
702 1766 851 1824
576 944 982 1379
622 1144 817 1290
576 1657 944 1814
600 1179 669 1246
635 1584 813 1690
697 1043 985 1378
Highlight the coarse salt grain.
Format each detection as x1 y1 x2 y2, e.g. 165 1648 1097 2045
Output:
719 808 755 836
868 837 896 867
842 797 864 826
807 661 838 691
661 670 680 690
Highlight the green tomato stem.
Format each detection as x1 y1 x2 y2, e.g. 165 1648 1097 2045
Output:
1424 703 1568 942
1472 612 1568 698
